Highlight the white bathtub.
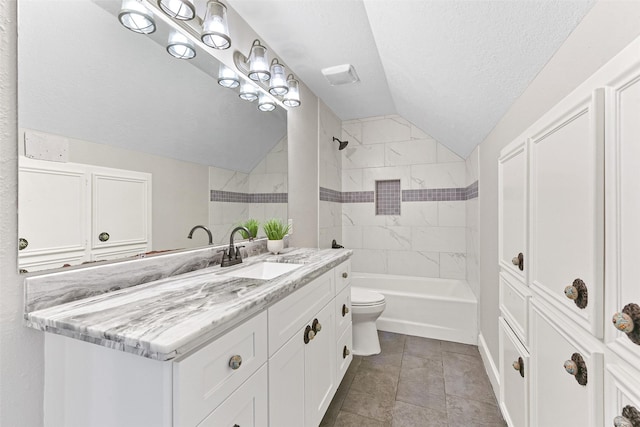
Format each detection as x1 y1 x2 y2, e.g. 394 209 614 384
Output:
352 273 478 345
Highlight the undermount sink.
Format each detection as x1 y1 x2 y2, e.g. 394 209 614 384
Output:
223 262 303 280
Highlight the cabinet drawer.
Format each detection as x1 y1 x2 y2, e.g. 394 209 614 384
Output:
336 324 353 385
268 269 335 356
197 364 268 427
499 270 530 346
173 312 268 427
605 359 640 427
335 285 352 338
530 300 603 427
499 317 529 427
335 260 351 295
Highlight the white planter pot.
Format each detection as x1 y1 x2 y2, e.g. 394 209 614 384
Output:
267 239 284 254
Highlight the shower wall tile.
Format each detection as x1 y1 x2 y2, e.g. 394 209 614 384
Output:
385 139 437 166
361 226 412 251
342 203 385 227
361 115 411 144
440 252 467 280
350 248 388 274
342 169 364 192
342 225 363 249
362 165 411 189
209 166 249 193
437 143 464 163
319 101 342 247
411 227 466 253
465 145 480 186
385 203 438 227
387 250 440 278
438 201 466 227
342 143 385 170
249 172 287 193
410 162 466 189
342 120 363 146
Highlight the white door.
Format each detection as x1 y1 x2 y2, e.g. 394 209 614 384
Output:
269 327 306 427
499 318 529 427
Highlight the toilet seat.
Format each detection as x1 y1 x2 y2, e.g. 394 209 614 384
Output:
351 287 385 306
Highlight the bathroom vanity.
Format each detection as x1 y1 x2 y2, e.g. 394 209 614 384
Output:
25 246 352 427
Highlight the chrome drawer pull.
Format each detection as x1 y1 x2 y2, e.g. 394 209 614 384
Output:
229 355 242 370
613 303 640 346
563 353 587 386
564 278 588 309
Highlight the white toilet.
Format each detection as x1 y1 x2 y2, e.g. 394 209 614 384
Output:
351 287 386 356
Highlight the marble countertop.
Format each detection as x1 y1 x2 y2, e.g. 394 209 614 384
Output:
25 248 352 361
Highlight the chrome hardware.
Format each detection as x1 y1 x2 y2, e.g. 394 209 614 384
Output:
564 353 588 386
98 232 110 242
343 345 350 359
564 278 588 309
312 318 322 333
342 304 349 317
229 355 242 370
304 325 315 344
18 238 28 250
614 416 633 427
613 303 640 345
511 252 524 271
342 272 348 279
512 357 524 378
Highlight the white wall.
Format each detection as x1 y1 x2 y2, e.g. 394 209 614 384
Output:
466 146 480 299
478 0 640 377
318 100 342 248
0 1 45 425
341 115 467 279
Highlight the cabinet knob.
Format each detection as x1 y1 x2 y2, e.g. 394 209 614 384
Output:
563 353 587 386
18 238 28 251
511 252 524 271
512 357 524 378
312 318 322 333
564 278 588 309
342 304 349 317
613 312 635 333
614 416 633 427
613 303 640 346
342 272 348 279
229 355 242 370
233 425 240 427
98 232 110 242
615 405 640 427
304 325 315 344
343 345 350 359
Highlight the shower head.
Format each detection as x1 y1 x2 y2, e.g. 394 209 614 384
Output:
332 136 349 150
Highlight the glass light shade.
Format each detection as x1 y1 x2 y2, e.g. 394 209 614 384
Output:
158 0 195 20
201 0 231 50
118 0 155 34
269 62 288 96
258 93 276 112
248 42 270 82
218 64 240 88
283 76 301 107
239 81 258 102
166 31 195 59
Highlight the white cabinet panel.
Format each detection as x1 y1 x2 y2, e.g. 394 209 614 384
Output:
336 324 353 385
605 360 640 427
499 270 531 347
335 285 352 338
269 327 306 427
499 139 527 279
335 259 351 295
530 301 603 427
499 318 529 427
529 91 605 338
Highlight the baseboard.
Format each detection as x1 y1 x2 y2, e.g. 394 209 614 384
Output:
478 332 500 402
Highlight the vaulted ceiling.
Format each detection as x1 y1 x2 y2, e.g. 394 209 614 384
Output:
228 0 596 159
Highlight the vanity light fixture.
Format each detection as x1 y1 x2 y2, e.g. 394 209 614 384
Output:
269 59 289 96
282 75 301 107
157 0 195 20
248 40 270 82
258 92 276 112
239 81 259 102
218 64 240 88
166 31 196 59
118 0 156 34
201 0 231 50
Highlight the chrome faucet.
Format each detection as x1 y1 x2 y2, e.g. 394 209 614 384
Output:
187 225 213 245
220 226 251 267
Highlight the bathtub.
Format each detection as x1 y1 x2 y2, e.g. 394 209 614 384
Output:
352 273 478 345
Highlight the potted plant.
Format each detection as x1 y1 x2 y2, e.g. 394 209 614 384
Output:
263 219 290 254
238 219 259 240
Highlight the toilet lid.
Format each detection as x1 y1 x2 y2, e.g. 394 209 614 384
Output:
351 287 385 305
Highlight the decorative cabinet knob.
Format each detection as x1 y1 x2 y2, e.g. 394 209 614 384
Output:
512 357 524 378
511 252 524 271
564 278 588 309
343 345 350 359
304 325 315 344
613 303 640 346
233 424 240 427
18 238 28 250
614 416 633 427
98 232 110 242
342 304 349 317
342 272 348 278
312 318 322 333
229 355 242 370
563 353 588 386
614 405 640 427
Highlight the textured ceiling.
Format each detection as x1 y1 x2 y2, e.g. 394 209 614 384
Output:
229 0 595 159
18 0 286 173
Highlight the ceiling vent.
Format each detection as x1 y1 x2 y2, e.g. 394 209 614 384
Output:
321 64 360 86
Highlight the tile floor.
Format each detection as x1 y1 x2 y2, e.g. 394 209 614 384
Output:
320 331 507 427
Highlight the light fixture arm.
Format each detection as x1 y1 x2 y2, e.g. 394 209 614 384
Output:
233 39 264 75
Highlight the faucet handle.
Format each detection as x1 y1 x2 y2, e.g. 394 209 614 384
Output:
235 245 245 259
217 248 229 258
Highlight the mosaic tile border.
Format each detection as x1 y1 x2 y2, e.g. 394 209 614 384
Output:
210 190 288 204
319 180 478 203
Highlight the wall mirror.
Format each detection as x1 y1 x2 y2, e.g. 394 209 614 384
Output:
17 0 288 273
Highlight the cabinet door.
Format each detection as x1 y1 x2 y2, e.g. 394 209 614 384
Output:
92 170 151 249
499 318 529 427
529 90 604 337
336 325 353 385
305 302 337 427
499 139 527 279
18 160 88 269
269 326 305 427
604 54 640 367
530 301 603 427
605 360 640 427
